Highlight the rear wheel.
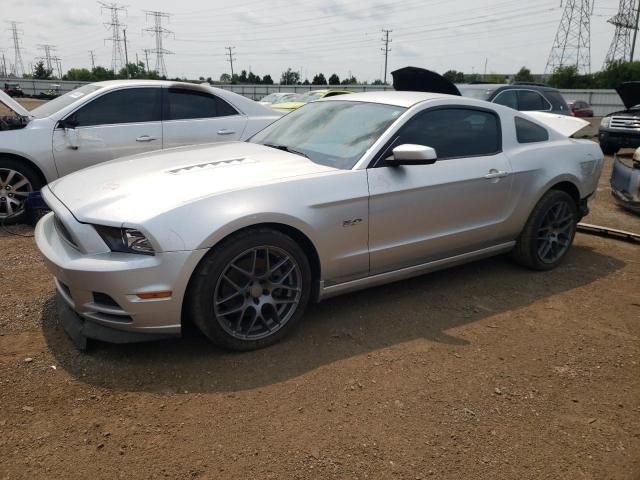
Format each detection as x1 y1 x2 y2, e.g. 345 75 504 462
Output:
512 190 578 271
0 158 41 224
189 228 312 351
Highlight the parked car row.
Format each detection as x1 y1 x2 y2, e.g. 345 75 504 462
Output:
17 69 603 351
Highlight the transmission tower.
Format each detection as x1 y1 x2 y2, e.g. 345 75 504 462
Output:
37 44 56 72
545 0 594 75
7 21 25 77
225 46 236 78
0 51 7 77
143 10 173 77
381 29 392 85
604 0 640 65
100 2 127 74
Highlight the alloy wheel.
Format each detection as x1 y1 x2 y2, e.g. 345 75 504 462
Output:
536 200 575 264
213 246 302 341
0 168 33 219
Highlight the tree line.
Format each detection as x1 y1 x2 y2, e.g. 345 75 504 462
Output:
22 59 640 89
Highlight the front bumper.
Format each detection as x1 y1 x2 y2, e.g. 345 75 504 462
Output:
610 157 640 214
35 211 207 345
599 128 640 149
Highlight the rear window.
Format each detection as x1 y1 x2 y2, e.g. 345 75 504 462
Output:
515 117 549 143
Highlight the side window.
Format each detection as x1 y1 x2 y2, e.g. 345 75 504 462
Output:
72 88 161 127
166 89 239 120
396 108 501 159
517 90 550 111
545 91 569 112
515 117 549 143
493 90 518 109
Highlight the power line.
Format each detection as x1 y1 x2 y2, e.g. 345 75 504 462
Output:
143 10 173 77
381 29 392 85
225 46 236 78
603 0 640 65
7 21 25 77
545 0 594 75
100 2 127 74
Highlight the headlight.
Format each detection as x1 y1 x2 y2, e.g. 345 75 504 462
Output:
600 117 611 128
94 225 155 255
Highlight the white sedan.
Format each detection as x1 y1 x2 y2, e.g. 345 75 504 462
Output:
0 80 281 222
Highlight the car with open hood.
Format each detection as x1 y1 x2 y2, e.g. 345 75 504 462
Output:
0 80 281 223
35 91 603 351
599 82 640 155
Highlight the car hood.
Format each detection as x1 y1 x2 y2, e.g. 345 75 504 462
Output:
392 66 461 96
48 142 337 224
0 89 30 117
616 82 640 110
272 102 304 111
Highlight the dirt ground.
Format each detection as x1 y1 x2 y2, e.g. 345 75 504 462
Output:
0 154 639 480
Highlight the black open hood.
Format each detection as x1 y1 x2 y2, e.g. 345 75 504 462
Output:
392 67 461 96
616 82 640 110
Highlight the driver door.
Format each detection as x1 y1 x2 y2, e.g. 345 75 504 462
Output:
52 87 162 177
367 107 514 275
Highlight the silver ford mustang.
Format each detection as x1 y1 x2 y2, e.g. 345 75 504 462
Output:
35 91 603 351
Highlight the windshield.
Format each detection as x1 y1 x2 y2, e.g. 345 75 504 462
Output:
250 100 406 169
458 87 495 101
30 84 103 118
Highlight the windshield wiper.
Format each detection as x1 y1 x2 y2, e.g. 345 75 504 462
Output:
263 143 310 159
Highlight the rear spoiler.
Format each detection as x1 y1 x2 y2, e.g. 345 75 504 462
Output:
524 111 590 138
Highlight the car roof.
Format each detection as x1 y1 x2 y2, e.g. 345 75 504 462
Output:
321 90 453 108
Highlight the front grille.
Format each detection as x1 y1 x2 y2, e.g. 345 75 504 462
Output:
610 115 640 130
53 215 78 249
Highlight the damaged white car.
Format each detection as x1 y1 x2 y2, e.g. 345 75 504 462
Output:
35 91 603 351
0 81 280 222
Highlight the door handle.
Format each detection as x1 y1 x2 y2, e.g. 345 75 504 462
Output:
217 129 236 136
484 170 510 180
136 135 157 142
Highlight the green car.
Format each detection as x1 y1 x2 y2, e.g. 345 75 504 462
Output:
272 89 352 112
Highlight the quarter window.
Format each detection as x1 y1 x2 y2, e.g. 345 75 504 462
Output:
515 117 549 143
71 88 161 127
517 90 550 111
166 89 238 120
394 108 501 159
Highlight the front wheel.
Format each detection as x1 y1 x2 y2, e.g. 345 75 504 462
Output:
188 228 312 351
512 190 578 271
0 158 41 224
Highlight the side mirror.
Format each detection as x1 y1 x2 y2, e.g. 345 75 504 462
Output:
387 144 438 166
58 117 79 130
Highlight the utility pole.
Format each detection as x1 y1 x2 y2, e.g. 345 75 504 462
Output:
381 29 392 85
1 53 6 77
631 1 640 61
88 50 96 70
144 49 150 72
100 2 127 74
7 21 25 77
122 27 130 76
143 10 173 78
545 0 593 75
225 46 236 78
37 44 56 73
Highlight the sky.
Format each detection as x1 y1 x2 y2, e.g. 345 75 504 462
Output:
0 0 629 82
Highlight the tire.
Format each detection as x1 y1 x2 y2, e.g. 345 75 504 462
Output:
511 190 578 271
600 143 619 156
188 228 312 351
0 157 42 224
